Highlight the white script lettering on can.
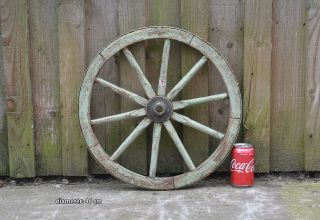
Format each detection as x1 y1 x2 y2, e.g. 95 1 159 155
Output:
230 159 254 173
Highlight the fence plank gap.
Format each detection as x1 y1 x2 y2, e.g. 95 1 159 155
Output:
304 0 320 171
209 0 244 171
85 0 120 174
58 0 87 176
145 0 183 175
119 0 148 175
29 0 62 176
271 0 306 171
0 0 35 178
243 0 272 173
181 0 209 168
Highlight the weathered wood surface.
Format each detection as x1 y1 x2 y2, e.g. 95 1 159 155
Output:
85 0 120 174
209 0 244 171
91 108 146 125
0 22 8 176
79 27 242 189
95 78 148 106
271 0 305 171
0 0 35 178
145 0 183 175
149 122 161 177
1 0 320 178
304 0 320 171
58 0 87 176
173 93 228 110
243 0 272 172
163 120 195 171
119 0 148 175
171 112 224 140
29 0 62 176
181 0 209 168
110 117 151 161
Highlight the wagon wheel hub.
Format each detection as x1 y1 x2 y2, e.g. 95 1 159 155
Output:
79 27 241 190
146 96 173 122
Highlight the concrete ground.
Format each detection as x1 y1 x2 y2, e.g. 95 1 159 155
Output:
0 174 319 220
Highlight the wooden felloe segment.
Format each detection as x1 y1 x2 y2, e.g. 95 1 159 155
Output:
243 0 272 172
85 0 120 174
145 0 183 174
271 0 305 171
304 0 320 171
119 0 148 175
0 0 35 177
181 0 209 167
209 0 244 171
0 25 8 176
29 0 62 176
58 0 87 176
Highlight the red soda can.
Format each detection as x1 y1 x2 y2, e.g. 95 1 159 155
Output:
230 143 254 187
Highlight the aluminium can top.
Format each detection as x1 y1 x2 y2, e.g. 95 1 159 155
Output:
233 143 253 149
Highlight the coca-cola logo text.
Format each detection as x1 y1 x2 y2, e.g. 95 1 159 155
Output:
230 159 254 173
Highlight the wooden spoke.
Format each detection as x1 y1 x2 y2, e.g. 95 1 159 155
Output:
110 117 151 161
163 121 195 170
123 47 155 98
149 123 162 177
157 39 171 96
166 56 207 100
171 112 224 140
172 93 228 110
95 77 148 106
91 108 146 125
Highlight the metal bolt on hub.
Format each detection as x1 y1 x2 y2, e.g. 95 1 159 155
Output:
146 96 173 123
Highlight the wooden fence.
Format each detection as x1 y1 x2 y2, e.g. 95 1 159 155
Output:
0 0 319 178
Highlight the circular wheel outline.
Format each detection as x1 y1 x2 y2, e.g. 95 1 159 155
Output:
79 26 241 190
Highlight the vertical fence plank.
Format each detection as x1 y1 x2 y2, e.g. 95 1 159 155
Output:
86 0 120 174
0 0 35 177
271 0 306 171
209 0 244 171
243 0 272 173
58 0 87 176
119 0 147 174
29 0 62 176
181 0 209 167
146 0 183 174
0 23 8 176
305 0 320 171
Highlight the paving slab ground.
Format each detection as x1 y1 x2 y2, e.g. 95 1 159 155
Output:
0 174 319 220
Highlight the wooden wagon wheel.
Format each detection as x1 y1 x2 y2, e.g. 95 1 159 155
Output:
79 26 241 190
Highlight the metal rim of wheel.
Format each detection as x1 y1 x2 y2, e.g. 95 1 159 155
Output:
79 26 241 190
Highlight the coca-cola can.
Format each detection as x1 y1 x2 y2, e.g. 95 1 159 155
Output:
230 143 254 187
